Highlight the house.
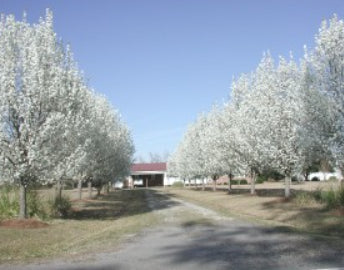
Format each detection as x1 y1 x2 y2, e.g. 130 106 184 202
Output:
125 162 207 187
308 169 342 181
125 163 169 188
125 162 212 188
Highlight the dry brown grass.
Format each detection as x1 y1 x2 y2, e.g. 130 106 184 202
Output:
36 187 98 201
161 186 344 238
0 189 158 263
209 180 337 191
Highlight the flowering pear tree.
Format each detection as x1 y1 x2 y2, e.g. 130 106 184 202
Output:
232 55 277 195
168 115 208 188
0 11 83 217
247 56 307 198
167 142 192 186
81 95 134 195
182 115 209 187
298 59 334 180
171 15 344 199
0 10 134 218
200 105 243 191
309 15 344 180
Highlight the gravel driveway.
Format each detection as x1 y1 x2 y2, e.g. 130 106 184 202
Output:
2 189 344 270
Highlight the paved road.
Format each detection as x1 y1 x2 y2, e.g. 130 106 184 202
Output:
2 190 344 270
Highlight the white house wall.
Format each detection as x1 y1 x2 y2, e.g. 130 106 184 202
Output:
164 176 209 186
128 171 210 187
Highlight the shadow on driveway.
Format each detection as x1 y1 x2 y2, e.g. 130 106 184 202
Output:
68 189 180 220
155 222 344 270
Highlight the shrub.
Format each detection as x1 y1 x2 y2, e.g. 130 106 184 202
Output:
0 186 49 219
293 191 318 206
338 185 344 206
291 175 304 182
260 169 284 181
172 181 184 188
63 180 75 190
313 187 323 201
27 189 48 219
230 179 248 185
0 185 19 219
256 175 267 184
311 185 344 209
328 176 338 182
322 185 344 209
321 189 338 208
50 196 71 218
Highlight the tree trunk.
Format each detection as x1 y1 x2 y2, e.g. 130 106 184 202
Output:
228 173 233 192
19 183 27 219
183 178 186 188
78 179 82 200
304 171 309 181
56 179 62 200
202 178 205 191
213 176 217 191
285 175 291 198
250 171 256 195
97 187 101 196
339 167 344 185
88 181 92 198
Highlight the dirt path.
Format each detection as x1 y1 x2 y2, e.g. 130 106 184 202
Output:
1 189 344 270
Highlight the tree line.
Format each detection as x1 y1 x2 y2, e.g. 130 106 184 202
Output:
0 10 134 218
168 15 344 198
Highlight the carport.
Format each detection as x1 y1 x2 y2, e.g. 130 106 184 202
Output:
127 163 167 188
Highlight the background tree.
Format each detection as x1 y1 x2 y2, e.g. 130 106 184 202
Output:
308 15 344 180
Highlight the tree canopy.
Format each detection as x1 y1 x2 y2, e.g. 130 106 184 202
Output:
168 15 344 198
0 10 134 218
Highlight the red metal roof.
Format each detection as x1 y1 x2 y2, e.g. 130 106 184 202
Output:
131 163 167 172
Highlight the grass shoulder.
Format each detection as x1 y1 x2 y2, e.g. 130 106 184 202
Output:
160 186 344 239
0 189 159 264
